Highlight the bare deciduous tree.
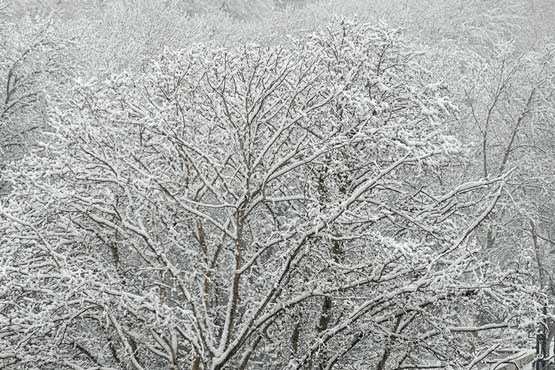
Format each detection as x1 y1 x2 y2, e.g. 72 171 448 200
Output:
0 21 536 370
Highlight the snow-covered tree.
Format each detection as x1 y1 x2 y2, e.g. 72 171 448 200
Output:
0 15 74 196
0 21 536 370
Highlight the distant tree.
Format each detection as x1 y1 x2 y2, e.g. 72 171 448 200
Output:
425 13 555 349
0 21 536 370
0 16 74 196
431 28 555 285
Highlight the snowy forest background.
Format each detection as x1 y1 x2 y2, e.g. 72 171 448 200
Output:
1 0 555 369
